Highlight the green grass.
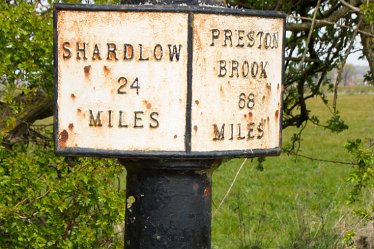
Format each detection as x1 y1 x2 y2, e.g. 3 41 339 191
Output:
211 88 374 248
332 85 374 96
43 85 374 247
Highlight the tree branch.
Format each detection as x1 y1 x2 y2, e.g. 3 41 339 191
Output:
287 151 356 165
298 0 321 68
340 0 361 12
333 15 363 112
287 5 352 32
360 17 374 79
0 92 53 148
288 15 374 38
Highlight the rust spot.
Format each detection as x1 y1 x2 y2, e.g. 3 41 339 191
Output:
193 27 203 51
71 93 76 100
193 125 198 133
203 187 210 197
84 65 91 78
126 45 133 58
244 114 247 118
59 129 69 147
265 83 271 93
262 96 266 102
263 71 268 79
77 108 82 113
220 85 224 93
154 46 162 59
59 130 68 142
277 83 280 90
143 100 152 110
103 65 110 75
68 123 74 130
248 112 253 118
195 100 200 105
174 135 177 139
275 110 279 119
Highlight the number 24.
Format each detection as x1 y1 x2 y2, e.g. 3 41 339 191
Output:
117 77 140 95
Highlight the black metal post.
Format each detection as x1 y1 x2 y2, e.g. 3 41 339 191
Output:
54 0 283 248
118 0 224 248
119 159 220 249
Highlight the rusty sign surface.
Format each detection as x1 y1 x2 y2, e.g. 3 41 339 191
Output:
54 4 285 158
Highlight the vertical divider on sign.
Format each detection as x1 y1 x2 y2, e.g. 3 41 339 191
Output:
185 12 194 153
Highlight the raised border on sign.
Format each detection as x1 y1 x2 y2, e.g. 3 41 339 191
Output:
54 3 286 159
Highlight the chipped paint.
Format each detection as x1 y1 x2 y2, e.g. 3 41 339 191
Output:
56 9 188 152
55 5 284 157
127 195 136 209
191 13 284 152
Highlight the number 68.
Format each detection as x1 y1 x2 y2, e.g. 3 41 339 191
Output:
238 93 255 109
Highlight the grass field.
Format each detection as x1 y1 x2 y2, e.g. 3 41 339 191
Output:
211 87 374 248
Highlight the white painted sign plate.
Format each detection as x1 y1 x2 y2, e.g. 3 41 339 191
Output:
54 4 285 158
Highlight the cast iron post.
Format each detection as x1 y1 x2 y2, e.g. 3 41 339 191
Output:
118 0 225 248
120 159 220 249
54 2 285 248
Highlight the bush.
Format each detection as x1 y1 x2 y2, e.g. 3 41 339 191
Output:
0 136 126 248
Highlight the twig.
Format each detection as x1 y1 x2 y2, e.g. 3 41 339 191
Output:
285 57 321 63
288 15 374 38
14 189 50 208
28 127 50 141
31 123 53 127
298 0 321 69
333 16 363 112
340 0 361 12
287 151 356 166
117 176 121 192
213 158 248 217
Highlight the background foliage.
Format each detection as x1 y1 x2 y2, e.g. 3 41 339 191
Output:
0 142 126 248
0 1 126 248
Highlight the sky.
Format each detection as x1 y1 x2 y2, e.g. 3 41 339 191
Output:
346 38 370 67
347 50 370 67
